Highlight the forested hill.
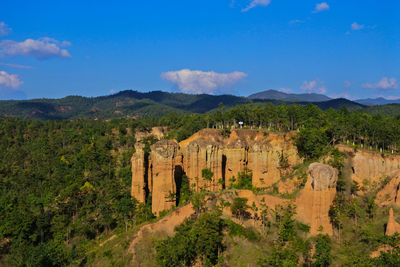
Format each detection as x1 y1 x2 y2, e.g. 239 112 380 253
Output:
2 102 400 265
0 90 370 120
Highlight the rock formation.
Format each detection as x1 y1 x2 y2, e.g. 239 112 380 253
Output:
134 127 166 142
309 163 338 191
338 145 400 184
180 129 301 189
386 208 400 236
131 143 147 203
296 163 338 235
131 129 301 215
376 171 400 207
149 140 182 215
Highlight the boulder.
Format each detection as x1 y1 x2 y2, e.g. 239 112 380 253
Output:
309 163 338 191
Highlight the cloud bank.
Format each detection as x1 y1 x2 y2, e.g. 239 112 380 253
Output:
300 80 327 94
161 69 247 94
0 70 23 89
362 77 398 90
242 0 271 12
0 37 71 60
313 2 330 13
0 22 11 36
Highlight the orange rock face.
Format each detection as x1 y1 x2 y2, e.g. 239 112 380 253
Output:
296 163 338 236
131 143 146 203
131 129 301 215
180 129 301 189
386 208 400 236
338 145 400 184
376 171 400 207
134 127 167 142
149 140 182 215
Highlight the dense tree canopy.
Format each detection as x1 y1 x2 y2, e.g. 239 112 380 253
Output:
1 101 400 266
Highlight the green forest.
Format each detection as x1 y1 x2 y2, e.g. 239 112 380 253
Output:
1 102 400 266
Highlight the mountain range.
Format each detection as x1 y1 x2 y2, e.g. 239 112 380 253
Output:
355 97 400 106
248 89 400 106
1 89 400 120
248 89 331 102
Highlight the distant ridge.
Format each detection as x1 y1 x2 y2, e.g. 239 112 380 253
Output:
355 97 400 106
248 89 331 102
0 89 385 120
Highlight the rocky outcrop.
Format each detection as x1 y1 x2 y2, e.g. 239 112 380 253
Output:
338 145 400 184
309 163 338 191
386 208 400 236
149 140 182 215
132 129 301 215
180 129 301 189
296 163 338 236
131 143 147 203
134 127 167 142
376 171 400 207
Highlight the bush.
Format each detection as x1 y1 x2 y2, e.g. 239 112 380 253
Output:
155 212 225 267
230 169 253 190
225 220 259 241
313 234 332 267
231 197 250 221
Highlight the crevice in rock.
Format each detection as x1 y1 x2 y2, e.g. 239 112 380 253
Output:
143 151 150 204
221 155 227 189
174 165 184 206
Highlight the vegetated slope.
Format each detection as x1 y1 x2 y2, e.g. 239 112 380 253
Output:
2 101 400 266
248 89 331 102
363 103 400 117
0 90 371 120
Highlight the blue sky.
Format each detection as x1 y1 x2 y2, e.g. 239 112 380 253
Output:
0 0 399 100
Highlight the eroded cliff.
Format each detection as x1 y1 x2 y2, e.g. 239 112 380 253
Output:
338 145 400 185
131 129 301 214
295 163 338 235
132 130 400 238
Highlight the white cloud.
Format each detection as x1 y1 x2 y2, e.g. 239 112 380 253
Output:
362 77 398 90
329 92 351 99
242 0 271 12
313 2 330 13
300 80 327 94
161 69 247 94
0 37 71 60
0 71 23 89
0 22 11 36
0 62 32 69
344 80 351 88
351 22 365 31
